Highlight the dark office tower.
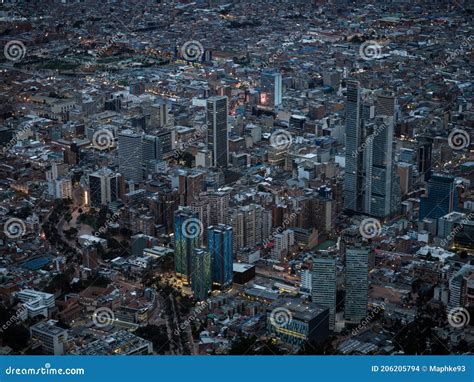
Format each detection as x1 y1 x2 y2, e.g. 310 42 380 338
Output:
174 208 200 285
418 137 433 181
142 135 163 163
375 94 397 121
344 80 363 212
312 251 337 330
150 102 168 128
207 96 228 168
178 169 205 206
419 174 458 222
0 127 13 148
345 246 369 324
260 70 282 108
104 98 121 112
156 129 174 157
131 115 147 131
207 224 233 289
88 168 120 208
129 81 145 96
191 248 212 301
118 130 143 183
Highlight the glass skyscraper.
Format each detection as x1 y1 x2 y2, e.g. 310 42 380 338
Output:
344 80 363 212
207 224 233 289
207 96 228 168
260 70 282 108
419 174 458 223
311 251 337 330
174 208 200 284
191 248 212 301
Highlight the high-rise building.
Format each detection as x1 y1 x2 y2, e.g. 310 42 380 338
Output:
375 94 397 121
300 267 312 295
207 224 233 289
345 247 369 324
156 129 175 157
178 169 205 206
174 208 200 284
190 198 210 246
204 189 231 226
207 96 228 168
344 85 400 218
118 130 143 183
260 70 282 108
142 134 163 164
447 263 473 311
230 204 269 252
312 252 337 330
191 248 212 301
418 137 433 182
271 229 295 262
344 80 363 212
363 116 400 218
419 174 458 223
149 101 168 128
88 168 120 208
398 162 414 196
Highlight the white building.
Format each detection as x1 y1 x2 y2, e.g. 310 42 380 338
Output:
300 268 312 295
30 320 68 355
15 289 55 319
271 229 294 262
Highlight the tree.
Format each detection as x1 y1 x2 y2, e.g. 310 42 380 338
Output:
134 325 170 354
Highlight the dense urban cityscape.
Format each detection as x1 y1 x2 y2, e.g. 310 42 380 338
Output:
0 0 472 356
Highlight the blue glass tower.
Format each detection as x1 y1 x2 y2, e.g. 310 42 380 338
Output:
191 248 212 301
419 174 458 222
207 224 233 289
174 208 200 285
